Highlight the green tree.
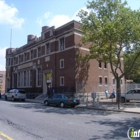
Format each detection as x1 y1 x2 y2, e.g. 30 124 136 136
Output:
124 52 140 83
78 0 140 109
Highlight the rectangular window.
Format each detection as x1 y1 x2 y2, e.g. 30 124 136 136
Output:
105 77 108 85
38 47 41 57
37 68 41 86
24 71 26 86
8 58 11 66
121 79 123 85
0 74 3 78
60 76 64 86
31 50 34 59
0 79 2 83
104 62 107 69
12 74 14 88
46 43 50 54
60 38 65 50
27 71 29 86
99 61 101 68
18 72 20 87
24 53 27 62
20 72 23 87
60 59 64 69
30 70 32 86
14 57 16 65
99 77 102 85
113 78 115 85
19 55 21 63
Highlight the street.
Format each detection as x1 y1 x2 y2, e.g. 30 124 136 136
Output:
0 99 140 140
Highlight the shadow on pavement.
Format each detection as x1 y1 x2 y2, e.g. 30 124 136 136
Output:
10 101 117 116
88 117 140 140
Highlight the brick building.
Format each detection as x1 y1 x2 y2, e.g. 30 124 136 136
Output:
0 71 6 94
5 20 124 98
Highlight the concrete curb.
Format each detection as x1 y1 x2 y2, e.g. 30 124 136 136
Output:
25 99 140 114
77 106 140 114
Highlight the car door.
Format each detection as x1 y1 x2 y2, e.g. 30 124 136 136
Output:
7 90 12 98
125 90 136 100
134 90 140 100
55 95 63 105
49 95 57 104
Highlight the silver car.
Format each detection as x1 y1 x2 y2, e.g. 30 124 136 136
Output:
5 89 26 101
121 88 140 103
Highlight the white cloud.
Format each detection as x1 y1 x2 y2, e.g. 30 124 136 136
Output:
36 7 89 28
49 15 71 28
0 47 6 71
0 0 24 28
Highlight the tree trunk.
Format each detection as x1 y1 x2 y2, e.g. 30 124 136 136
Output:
116 77 121 109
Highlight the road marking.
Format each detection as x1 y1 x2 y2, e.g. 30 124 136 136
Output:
0 132 14 140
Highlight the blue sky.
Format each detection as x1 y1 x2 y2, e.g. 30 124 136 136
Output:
0 0 139 70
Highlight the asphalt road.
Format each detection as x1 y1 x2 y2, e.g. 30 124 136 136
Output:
0 99 140 140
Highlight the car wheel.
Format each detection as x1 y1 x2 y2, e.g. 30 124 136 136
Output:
11 96 15 101
71 105 76 108
121 97 125 103
5 96 7 100
44 100 49 106
60 102 65 108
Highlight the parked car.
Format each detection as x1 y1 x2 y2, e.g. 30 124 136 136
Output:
121 88 140 103
5 89 26 101
44 93 80 108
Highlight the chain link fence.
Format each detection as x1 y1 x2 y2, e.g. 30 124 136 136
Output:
75 82 140 106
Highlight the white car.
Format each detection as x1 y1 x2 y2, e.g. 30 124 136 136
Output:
121 88 140 103
5 89 26 101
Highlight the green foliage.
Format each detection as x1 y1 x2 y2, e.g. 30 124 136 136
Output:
124 52 140 82
78 0 140 108
78 0 140 79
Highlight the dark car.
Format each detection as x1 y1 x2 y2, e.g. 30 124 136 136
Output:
44 93 80 108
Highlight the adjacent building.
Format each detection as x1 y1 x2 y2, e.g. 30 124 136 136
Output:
0 71 6 94
5 20 124 98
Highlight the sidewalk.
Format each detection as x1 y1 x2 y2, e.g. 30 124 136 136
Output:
26 98 140 114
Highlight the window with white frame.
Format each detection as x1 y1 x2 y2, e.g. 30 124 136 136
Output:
60 59 64 69
104 62 107 69
99 76 102 85
113 78 116 85
60 76 64 86
60 38 65 50
37 68 42 86
105 77 108 85
99 61 101 68
46 43 50 54
38 47 41 57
